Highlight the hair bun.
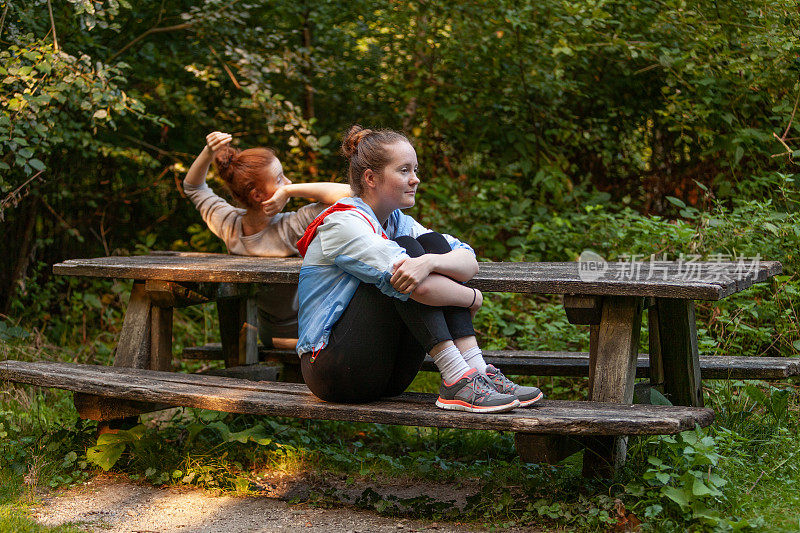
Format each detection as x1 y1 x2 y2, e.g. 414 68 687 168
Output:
214 145 238 180
341 125 372 158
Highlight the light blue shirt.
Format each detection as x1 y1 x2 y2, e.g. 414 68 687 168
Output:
296 197 474 355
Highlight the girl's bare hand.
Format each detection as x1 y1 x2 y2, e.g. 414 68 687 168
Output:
390 255 434 293
262 186 290 217
205 131 232 153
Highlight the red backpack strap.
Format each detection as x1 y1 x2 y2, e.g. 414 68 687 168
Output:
296 204 387 257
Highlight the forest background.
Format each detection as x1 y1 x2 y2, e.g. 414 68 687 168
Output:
2 0 800 531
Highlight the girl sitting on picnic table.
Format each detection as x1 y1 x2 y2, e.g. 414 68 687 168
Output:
183 131 351 348
295 126 543 412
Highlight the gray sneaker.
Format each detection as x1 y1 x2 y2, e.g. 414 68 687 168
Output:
484 364 544 407
436 369 520 413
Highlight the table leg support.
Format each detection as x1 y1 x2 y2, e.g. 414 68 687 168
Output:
218 297 258 368
651 298 703 407
582 296 643 477
515 434 583 464
647 303 665 393
114 281 152 369
75 280 175 429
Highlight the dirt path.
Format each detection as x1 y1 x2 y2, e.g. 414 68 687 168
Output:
29 475 535 533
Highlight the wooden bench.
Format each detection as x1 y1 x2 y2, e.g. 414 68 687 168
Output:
0 252 783 476
183 345 800 381
0 360 714 467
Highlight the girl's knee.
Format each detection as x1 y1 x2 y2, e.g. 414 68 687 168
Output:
394 235 425 258
416 232 450 254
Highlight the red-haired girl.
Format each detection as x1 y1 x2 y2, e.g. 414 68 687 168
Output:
183 131 351 348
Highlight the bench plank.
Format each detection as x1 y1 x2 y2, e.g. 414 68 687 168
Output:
1 360 713 436
182 345 800 380
52 253 782 301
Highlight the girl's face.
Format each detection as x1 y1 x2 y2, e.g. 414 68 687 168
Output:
260 158 291 199
375 141 419 211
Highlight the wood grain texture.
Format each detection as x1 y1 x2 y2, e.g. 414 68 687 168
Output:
647 306 665 391
563 295 603 325
655 298 704 407
0 361 714 436
150 306 172 372
217 298 258 368
52 253 782 300
114 281 151 369
73 393 169 421
145 280 210 308
589 296 643 404
515 434 584 463
584 296 643 476
182 345 800 380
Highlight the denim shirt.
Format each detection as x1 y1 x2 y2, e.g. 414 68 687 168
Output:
296 196 474 356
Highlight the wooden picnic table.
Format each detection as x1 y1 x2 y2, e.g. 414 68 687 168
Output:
52 252 782 408
40 252 781 474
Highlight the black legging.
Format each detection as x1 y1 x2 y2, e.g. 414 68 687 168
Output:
300 232 475 403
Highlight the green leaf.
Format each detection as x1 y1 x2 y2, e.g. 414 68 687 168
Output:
692 477 713 496
655 472 671 484
708 473 727 488
744 384 767 405
763 222 780 236
86 443 125 471
770 389 789 420
650 388 673 406
734 146 744 164
28 158 45 171
93 109 108 119
665 196 686 209
663 486 689 508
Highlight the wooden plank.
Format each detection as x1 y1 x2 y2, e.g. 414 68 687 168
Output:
114 281 151 369
655 298 703 407
647 306 665 391
0 361 714 436
203 364 279 382
589 297 643 404
52 254 782 301
218 298 258 368
563 295 602 325
145 280 210 308
73 393 170 421
514 434 583 463
584 296 643 477
182 345 800 380
150 306 173 372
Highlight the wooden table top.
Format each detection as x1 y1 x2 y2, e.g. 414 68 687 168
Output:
53 251 782 300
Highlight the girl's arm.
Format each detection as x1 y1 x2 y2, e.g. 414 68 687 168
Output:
408 273 483 314
390 249 478 292
262 182 351 216
183 132 232 187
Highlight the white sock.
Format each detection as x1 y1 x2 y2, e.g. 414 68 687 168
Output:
461 346 488 373
431 344 470 384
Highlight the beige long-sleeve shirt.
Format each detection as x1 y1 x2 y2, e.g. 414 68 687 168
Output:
183 182 326 257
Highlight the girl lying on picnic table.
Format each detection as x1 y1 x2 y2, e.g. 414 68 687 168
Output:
183 131 351 349
295 126 543 412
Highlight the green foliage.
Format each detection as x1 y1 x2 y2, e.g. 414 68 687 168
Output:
2 1 800 530
629 429 738 527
